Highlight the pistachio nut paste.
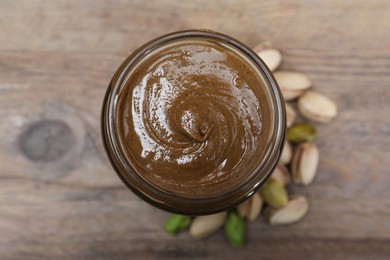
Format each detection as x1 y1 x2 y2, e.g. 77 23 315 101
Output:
118 40 272 197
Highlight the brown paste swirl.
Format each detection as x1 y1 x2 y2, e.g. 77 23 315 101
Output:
118 41 272 197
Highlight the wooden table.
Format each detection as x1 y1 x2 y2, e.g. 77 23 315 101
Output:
1 1 389 259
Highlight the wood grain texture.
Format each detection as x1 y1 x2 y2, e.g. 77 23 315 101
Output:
1 0 390 259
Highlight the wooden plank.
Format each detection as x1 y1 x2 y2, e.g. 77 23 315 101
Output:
1 0 390 53
0 0 389 259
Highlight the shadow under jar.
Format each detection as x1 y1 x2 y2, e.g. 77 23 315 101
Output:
102 30 285 215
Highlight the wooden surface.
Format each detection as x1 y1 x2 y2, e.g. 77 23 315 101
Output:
1 0 390 259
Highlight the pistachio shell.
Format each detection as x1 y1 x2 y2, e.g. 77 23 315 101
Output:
298 91 338 123
266 195 309 225
190 212 227 239
285 103 296 127
287 123 316 144
271 164 291 186
237 199 250 218
253 41 273 53
256 48 282 71
292 142 319 185
274 71 312 101
237 193 263 221
259 178 289 208
247 193 263 221
280 140 293 165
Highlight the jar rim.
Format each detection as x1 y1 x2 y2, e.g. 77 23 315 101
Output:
101 30 286 215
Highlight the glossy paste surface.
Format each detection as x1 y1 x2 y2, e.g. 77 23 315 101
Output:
118 40 272 197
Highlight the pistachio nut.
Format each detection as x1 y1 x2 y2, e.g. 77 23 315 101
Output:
259 178 288 208
285 103 296 127
256 48 282 71
266 195 309 225
237 193 263 222
271 164 291 186
286 123 316 144
190 212 227 239
253 41 273 53
165 214 191 235
224 211 246 248
237 200 250 219
280 140 293 165
292 142 319 185
274 71 312 101
298 91 338 123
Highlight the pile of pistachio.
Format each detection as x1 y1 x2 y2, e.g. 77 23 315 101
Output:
164 41 338 247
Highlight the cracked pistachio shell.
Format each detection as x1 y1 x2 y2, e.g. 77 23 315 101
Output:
298 91 337 123
266 195 309 225
292 142 319 185
271 164 291 186
190 212 227 239
274 71 312 101
256 48 282 71
237 193 263 222
285 103 297 128
280 140 293 165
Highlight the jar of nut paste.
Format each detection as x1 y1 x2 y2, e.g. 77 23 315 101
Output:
101 30 285 215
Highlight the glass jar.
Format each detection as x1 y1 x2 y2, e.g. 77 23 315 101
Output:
101 30 285 215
